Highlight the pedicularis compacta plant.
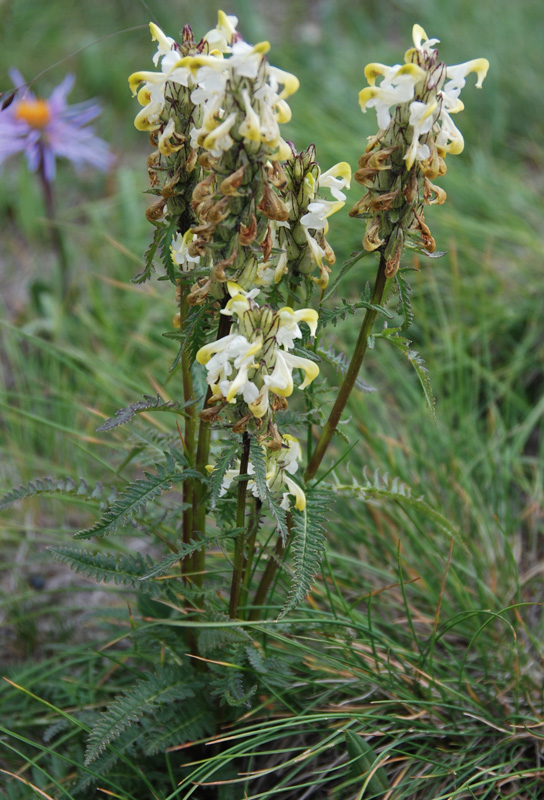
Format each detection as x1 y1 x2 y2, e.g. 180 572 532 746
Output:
39 11 487 785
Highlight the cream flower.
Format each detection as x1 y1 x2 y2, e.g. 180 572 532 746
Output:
214 435 306 511
171 229 201 272
196 290 319 419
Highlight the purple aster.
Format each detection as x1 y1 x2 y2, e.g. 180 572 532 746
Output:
0 69 114 181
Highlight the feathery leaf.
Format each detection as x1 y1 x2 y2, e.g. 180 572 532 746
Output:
278 487 329 618
97 394 185 432
49 547 155 589
85 667 196 764
74 460 203 539
0 476 103 511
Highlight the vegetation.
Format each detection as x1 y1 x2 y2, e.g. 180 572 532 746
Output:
1 1 543 798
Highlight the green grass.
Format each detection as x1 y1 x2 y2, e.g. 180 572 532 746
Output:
1 0 543 797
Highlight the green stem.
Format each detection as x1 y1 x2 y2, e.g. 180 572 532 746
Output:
180 293 196 549
249 514 292 621
228 432 251 619
304 253 388 483
240 498 262 610
37 150 71 304
191 310 232 587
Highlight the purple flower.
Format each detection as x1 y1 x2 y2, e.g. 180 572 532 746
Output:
0 69 114 181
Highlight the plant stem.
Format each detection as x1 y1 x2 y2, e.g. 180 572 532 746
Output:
249 514 293 621
304 253 388 483
228 432 251 619
240 498 262 610
180 292 196 551
191 310 232 587
37 151 71 303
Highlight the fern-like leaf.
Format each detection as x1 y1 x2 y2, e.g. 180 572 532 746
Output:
343 467 465 548
249 438 267 502
159 215 180 284
376 328 436 420
142 703 214 754
49 547 155 589
319 298 393 330
84 667 197 765
97 394 185 432
264 486 289 544
278 487 329 618
396 271 415 331
317 346 376 393
0 476 104 511
209 441 240 509
324 249 372 299
139 534 208 580
133 224 161 284
74 459 203 539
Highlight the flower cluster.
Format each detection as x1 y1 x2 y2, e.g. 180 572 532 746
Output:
215 434 306 511
129 23 201 229
196 283 319 427
351 24 489 275
265 146 351 290
130 12 306 302
0 69 113 181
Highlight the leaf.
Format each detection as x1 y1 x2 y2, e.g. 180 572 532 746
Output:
278 487 329 618
375 328 436 420
395 271 414 331
97 394 184 432
264 486 289 545
141 703 213 755
132 224 161 284
344 730 389 796
84 667 196 764
317 346 376 393
49 547 155 589
209 441 240 509
159 215 180 284
324 249 372 299
139 535 208 579
345 467 465 549
74 459 203 539
319 298 393 330
0 476 102 511
249 438 267 502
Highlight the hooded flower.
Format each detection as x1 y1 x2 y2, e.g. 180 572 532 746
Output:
196 283 319 420
213 434 306 510
0 69 114 181
351 25 489 272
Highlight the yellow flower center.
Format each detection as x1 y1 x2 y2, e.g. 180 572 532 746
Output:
15 98 51 128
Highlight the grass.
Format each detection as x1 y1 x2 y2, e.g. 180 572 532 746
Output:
1 0 544 797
